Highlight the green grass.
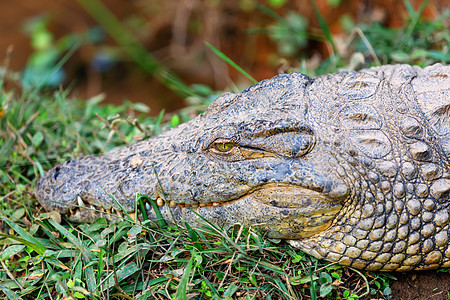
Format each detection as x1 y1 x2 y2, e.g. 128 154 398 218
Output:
0 1 449 299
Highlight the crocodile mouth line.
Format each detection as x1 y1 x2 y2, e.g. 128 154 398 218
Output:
65 183 337 221
158 183 336 210
64 194 234 221
65 196 134 221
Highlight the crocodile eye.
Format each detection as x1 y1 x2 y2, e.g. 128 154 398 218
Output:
207 138 244 161
214 142 234 152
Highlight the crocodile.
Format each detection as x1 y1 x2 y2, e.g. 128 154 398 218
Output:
35 64 450 271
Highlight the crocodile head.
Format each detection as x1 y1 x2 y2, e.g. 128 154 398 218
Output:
35 73 350 239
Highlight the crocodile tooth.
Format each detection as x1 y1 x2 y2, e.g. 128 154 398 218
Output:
77 196 84 207
156 197 164 206
106 209 111 214
145 202 151 211
73 209 81 218
117 210 123 217
70 208 75 215
212 202 220 207
129 212 136 221
90 205 95 210
111 207 115 213
199 203 207 207
169 200 176 207
191 203 199 208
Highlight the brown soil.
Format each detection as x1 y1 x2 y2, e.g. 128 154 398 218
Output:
390 271 450 300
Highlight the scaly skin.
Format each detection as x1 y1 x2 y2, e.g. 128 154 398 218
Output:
35 64 450 271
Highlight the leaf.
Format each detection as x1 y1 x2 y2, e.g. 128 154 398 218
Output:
223 283 239 297
74 291 85 299
102 262 140 291
319 283 333 297
0 245 25 260
331 272 341 281
390 51 410 62
32 132 44 147
184 222 201 251
131 102 150 113
199 274 219 298
171 114 180 127
0 284 24 300
11 208 25 220
136 194 148 220
127 225 142 242
48 219 94 261
327 0 341 7
33 157 45 177
290 275 319 285
320 272 333 284
249 273 257 286
85 266 97 293
292 254 303 263
147 277 168 287
0 216 46 255
113 244 143 262
67 279 75 288
174 249 195 300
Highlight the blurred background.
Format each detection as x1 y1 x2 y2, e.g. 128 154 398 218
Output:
0 0 448 114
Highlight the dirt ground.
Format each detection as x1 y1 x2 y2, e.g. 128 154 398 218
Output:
389 271 450 300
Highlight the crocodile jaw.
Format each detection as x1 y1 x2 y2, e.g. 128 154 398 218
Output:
145 184 342 239
59 185 343 239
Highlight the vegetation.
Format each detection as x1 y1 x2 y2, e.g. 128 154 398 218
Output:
0 1 448 299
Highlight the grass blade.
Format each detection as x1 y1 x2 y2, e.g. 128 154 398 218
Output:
258 5 293 28
77 0 194 98
0 216 46 255
45 220 98 293
47 219 94 261
148 197 167 229
205 42 257 84
84 266 97 293
0 284 23 300
136 194 148 221
200 274 220 298
401 0 429 48
103 262 140 292
308 0 337 54
174 249 195 300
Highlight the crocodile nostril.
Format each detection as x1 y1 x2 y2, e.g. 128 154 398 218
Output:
52 166 61 181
